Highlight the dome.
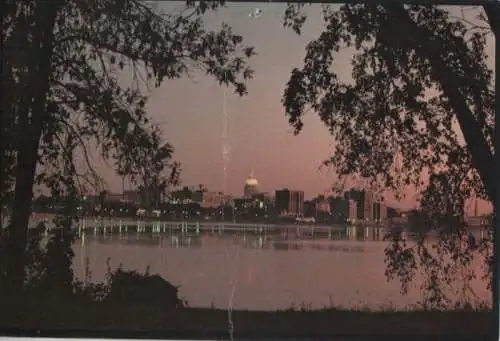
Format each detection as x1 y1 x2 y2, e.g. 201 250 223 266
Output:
245 176 258 187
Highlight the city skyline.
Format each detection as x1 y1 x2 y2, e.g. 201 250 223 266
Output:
82 3 493 214
102 167 490 215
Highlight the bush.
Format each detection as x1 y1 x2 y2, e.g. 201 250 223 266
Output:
21 222 75 299
104 266 186 309
1 220 186 311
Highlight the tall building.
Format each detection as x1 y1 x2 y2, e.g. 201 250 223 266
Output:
344 189 374 221
244 170 259 198
372 201 388 222
380 202 387 221
274 190 288 215
275 189 304 216
344 189 363 219
329 196 349 220
364 191 374 221
303 200 316 217
373 202 381 221
348 200 358 221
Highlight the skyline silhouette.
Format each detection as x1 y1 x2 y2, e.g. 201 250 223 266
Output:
80 2 494 212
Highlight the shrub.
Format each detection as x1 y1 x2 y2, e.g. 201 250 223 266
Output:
104 265 185 309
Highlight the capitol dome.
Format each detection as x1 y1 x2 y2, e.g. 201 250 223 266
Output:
244 170 259 197
245 176 259 187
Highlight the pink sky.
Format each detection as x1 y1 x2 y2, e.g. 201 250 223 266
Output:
91 3 494 213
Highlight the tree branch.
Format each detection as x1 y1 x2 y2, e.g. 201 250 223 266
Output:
389 4 496 204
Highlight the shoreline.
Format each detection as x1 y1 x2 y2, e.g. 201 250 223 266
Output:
1 300 495 339
10 213 489 230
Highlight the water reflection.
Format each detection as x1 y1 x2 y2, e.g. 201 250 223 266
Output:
82 224 487 249
82 226 388 248
73 225 491 311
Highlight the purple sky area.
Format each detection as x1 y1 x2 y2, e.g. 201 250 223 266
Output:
88 3 493 214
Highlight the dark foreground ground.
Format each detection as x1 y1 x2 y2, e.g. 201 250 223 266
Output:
1 299 497 340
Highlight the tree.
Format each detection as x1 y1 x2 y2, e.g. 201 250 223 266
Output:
1 0 255 293
138 173 174 211
170 186 195 203
283 3 498 308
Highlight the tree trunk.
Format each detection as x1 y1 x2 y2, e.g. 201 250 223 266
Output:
388 5 496 205
0 58 16 207
3 0 61 294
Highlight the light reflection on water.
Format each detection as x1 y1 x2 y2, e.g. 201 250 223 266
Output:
73 226 491 311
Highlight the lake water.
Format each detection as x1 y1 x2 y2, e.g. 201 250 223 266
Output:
72 225 491 311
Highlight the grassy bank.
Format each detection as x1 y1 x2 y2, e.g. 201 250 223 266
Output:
1 299 495 340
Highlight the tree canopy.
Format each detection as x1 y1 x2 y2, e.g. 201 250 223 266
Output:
1 0 255 292
282 3 498 308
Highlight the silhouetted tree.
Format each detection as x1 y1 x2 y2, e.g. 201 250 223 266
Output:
283 3 498 308
138 173 173 210
1 0 254 293
171 186 195 203
97 191 107 212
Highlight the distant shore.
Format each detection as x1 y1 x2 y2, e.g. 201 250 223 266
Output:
4 213 333 229
1 299 494 339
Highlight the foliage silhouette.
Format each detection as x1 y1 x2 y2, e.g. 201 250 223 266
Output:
104 264 186 309
20 222 74 300
282 3 498 309
1 0 255 293
5 228 185 310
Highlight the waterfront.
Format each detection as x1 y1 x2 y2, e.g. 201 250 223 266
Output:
72 228 491 311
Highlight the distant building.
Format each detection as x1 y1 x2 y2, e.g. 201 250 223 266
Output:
275 189 304 216
244 170 259 198
328 196 349 222
259 192 273 201
329 196 348 215
372 201 387 222
348 200 358 221
303 200 316 217
122 190 140 204
233 197 254 211
344 189 374 221
344 189 362 219
191 190 204 204
230 194 272 220
233 194 269 210
373 202 381 221
169 187 195 204
364 191 375 221
380 202 387 221
202 191 232 208
315 199 330 213
251 193 273 210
